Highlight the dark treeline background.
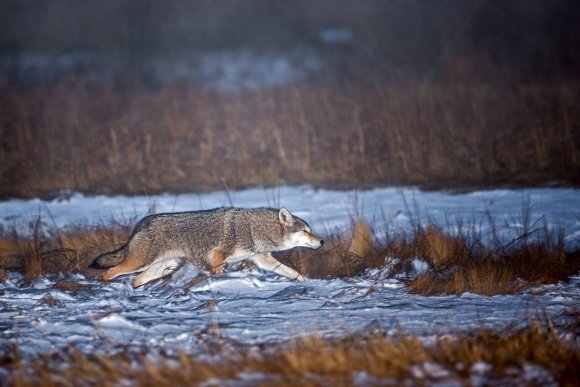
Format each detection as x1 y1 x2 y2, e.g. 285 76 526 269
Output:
1 0 578 78
1 1 579 197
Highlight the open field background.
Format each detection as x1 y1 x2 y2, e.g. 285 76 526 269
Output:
2 1 580 384
3 72 579 199
1 0 580 198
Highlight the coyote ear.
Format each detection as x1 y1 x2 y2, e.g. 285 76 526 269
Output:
278 208 294 226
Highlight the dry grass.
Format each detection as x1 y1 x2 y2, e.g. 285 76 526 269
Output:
1 217 579 383
0 219 132 283
347 219 374 257
281 219 384 278
1 214 578 296
1 60 579 199
424 226 462 269
3 315 579 386
403 226 580 296
280 220 580 296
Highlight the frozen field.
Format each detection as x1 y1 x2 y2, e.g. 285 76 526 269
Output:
1 186 580 361
2 185 580 247
2 266 579 361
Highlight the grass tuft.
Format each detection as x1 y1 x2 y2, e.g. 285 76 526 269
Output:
1 215 579 296
347 219 375 258
1 62 579 199
405 227 580 296
3 315 579 385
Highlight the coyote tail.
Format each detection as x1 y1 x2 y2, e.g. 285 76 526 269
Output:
89 247 126 269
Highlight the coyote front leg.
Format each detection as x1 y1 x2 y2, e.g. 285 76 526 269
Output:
250 253 305 281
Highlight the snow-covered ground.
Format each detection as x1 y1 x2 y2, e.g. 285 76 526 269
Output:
1 186 579 362
2 186 579 248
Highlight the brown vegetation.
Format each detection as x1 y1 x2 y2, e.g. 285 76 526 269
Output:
1 218 578 385
284 219 579 296
3 3 579 196
0 219 132 282
1 215 579 296
405 227 580 296
4 314 579 386
1 62 579 199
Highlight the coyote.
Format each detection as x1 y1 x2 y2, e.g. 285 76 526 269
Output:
90 207 324 288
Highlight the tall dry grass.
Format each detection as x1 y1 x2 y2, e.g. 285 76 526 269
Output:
280 216 580 296
1 61 579 199
390 224 579 296
0 219 132 282
1 214 578 296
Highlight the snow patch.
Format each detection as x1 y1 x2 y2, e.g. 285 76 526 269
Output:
1 185 579 369
2 186 578 249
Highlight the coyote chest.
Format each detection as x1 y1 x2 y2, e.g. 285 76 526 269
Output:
90 207 324 288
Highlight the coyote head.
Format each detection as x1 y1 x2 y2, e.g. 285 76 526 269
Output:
278 208 324 250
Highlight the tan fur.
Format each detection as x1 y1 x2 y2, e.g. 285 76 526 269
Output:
132 273 146 288
210 247 225 275
90 207 324 288
132 270 173 288
101 252 142 281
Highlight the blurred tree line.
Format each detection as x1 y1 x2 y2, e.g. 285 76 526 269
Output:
0 0 578 77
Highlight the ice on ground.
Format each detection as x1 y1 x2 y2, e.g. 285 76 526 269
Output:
1 186 579 249
1 269 579 360
0 186 580 253
1 185 579 364
412 258 430 274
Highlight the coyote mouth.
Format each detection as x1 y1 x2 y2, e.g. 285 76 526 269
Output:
306 240 324 249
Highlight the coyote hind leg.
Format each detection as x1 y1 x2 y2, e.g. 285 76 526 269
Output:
132 251 185 288
101 253 143 282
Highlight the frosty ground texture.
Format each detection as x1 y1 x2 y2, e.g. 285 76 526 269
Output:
2 186 580 248
2 267 579 361
1 186 579 360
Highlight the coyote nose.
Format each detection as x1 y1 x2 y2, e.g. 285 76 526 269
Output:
320 239 324 246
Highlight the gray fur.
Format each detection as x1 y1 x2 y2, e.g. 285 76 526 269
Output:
90 207 323 287
91 247 125 268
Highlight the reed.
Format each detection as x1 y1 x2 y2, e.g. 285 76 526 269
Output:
1 215 578 296
1 61 579 199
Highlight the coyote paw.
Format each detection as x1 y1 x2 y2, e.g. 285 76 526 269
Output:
296 274 307 281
